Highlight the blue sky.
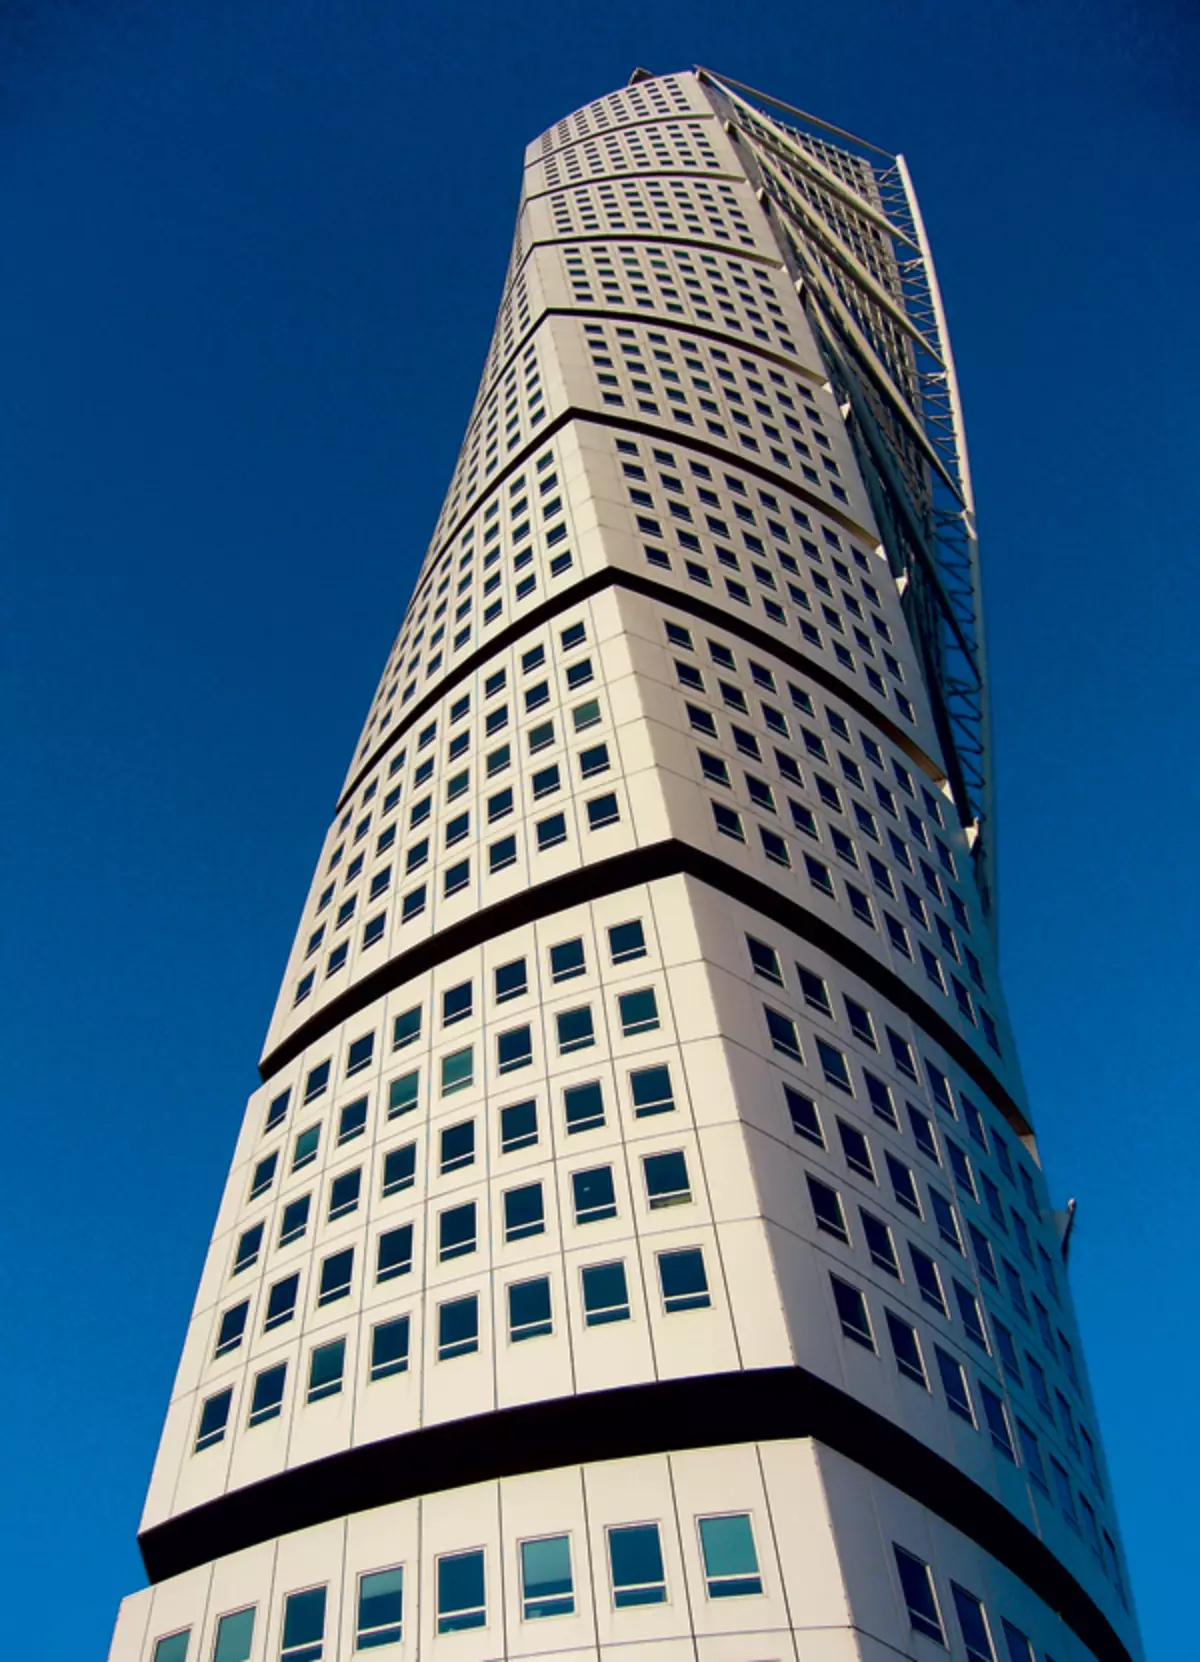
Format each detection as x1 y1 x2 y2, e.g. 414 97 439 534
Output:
2 3 1194 1657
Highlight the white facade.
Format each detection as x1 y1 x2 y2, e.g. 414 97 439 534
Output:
107 70 1142 1662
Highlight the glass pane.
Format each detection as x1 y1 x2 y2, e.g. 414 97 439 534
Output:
357 1567 403 1648
699 1514 762 1596
282 1587 326 1652
521 1535 574 1618
437 1550 486 1632
153 1633 190 1662
213 1608 254 1662
609 1524 665 1606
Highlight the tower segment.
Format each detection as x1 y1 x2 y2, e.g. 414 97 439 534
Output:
108 70 1141 1662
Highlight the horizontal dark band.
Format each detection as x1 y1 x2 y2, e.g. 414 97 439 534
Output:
260 836 1028 1138
338 415 893 814
138 1364 1129 1662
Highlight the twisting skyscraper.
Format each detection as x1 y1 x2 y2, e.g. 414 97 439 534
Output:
108 69 1141 1662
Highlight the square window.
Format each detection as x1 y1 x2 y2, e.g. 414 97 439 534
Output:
630 1064 674 1117
439 1202 477 1261
328 1168 361 1221
437 1549 486 1632
894 1547 945 1644
500 1097 538 1151
643 1149 690 1208
346 1033 374 1076
520 1534 574 1619
211 1609 254 1662
440 1119 475 1172
357 1567 403 1647
377 1224 413 1283
537 812 568 850
292 1125 320 1171
504 1180 545 1240
248 1362 286 1427
440 1046 474 1096
318 1247 353 1305
494 957 527 1002
608 919 646 962
618 987 660 1035
387 1072 418 1119
582 1260 630 1326
195 1389 232 1452
698 1513 762 1597
658 1246 710 1311
437 1295 480 1360
307 1337 345 1403
564 1079 606 1133
608 1523 665 1606
497 1024 533 1072
382 1143 416 1196
556 1006 595 1053
278 1197 310 1247
280 1588 326 1662
508 1276 553 1341
572 1164 617 1224
393 1007 421 1049
831 1276 874 1348
550 938 586 982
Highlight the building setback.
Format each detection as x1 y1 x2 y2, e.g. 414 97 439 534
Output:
107 68 1142 1662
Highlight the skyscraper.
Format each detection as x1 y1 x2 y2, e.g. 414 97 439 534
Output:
107 68 1141 1662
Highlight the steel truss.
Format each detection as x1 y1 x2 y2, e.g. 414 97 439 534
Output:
697 68 996 930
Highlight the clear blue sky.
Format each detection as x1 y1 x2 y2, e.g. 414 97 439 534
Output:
2 3 1194 1657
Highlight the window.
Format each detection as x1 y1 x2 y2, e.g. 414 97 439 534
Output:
152 1634 190 1662
643 1150 690 1209
550 938 586 981
357 1567 403 1648
504 1181 544 1241
893 1546 944 1644
250 1152 278 1199
489 835 517 872
265 1089 290 1132
393 1006 421 1049
498 1024 533 1072
954 1281 989 1348
307 1338 345 1403
785 1084 823 1144
808 1176 849 1241
215 1300 249 1357
318 1248 354 1305
582 1260 630 1325
304 1061 330 1103
500 1098 538 1151
980 1383 1016 1460
328 1168 361 1221
440 1119 475 1173
888 1155 922 1216
935 1346 974 1422
659 1247 711 1311
608 1523 666 1607
886 1312 928 1386
508 1276 553 1341
442 981 472 1025
370 1315 410 1381
438 1293 479 1359
248 1362 286 1427
573 1165 617 1224
386 1073 417 1120
1001 1621 1035 1662
537 812 568 849
910 1246 946 1315
292 1125 320 1171
346 1033 374 1076
265 1273 300 1331
233 1223 264 1274
831 1276 874 1348
838 1120 874 1179
440 1046 474 1096
952 1585 996 1662
556 1005 595 1053
495 957 527 1002
587 792 620 828
520 1535 574 1619
195 1388 232 1451
630 1064 674 1116
279 1197 310 1247
609 918 647 962
765 1006 802 1061
340 1095 370 1139
697 1513 763 1598
437 1550 486 1633
861 1211 899 1276
212 1609 254 1662
439 1202 477 1261
618 988 660 1035
377 1224 413 1283
382 1143 416 1196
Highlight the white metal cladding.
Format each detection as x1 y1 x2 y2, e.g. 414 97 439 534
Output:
107 69 1141 1662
